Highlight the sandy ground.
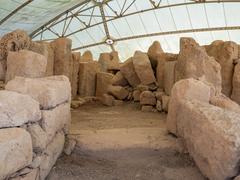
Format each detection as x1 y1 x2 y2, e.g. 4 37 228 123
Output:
47 102 205 180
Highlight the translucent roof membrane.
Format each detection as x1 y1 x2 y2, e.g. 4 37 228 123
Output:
1 0 240 61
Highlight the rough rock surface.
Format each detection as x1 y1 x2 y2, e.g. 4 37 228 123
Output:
175 37 222 93
162 95 170 112
100 94 115 106
133 90 141 102
133 51 156 85
81 50 93 62
0 90 41 128
177 100 240 180
11 168 39 180
156 54 166 89
6 50 47 82
111 71 128 86
0 128 32 180
164 60 176 95
78 62 100 97
147 41 164 68
140 91 156 106
41 103 70 143
141 105 153 112
107 85 129 100
39 132 65 180
6 76 71 109
71 52 80 98
205 40 238 96
120 58 140 87
98 52 120 72
232 63 240 104
96 72 114 97
167 78 211 135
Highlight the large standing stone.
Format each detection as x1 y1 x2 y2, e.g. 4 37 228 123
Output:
98 51 120 72
107 85 129 100
41 103 70 143
71 52 80 98
5 75 71 109
133 51 156 85
167 78 211 135
175 37 222 93
205 40 238 96
0 60 6 80
0 128 32 180
6 50 47 82
147 41 164 68
177 100 240 180
78 62 100 97
111 71 128 86
120 57 140 87
0 90 41 128
80 50 93 62
39 131 65 180
96 72 114 97
163 60 176 95
232 63 240 104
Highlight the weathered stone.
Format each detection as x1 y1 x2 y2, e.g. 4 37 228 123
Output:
29 154 42 169
41 103 70 143
0 90 41 128
167 78 211 135
70 52 80 98
147 41 164 68
162 95 170 112
136 84 149 92
156 100 162 112
175 37 222 93
113 99 124 106
177 100 240 180
140 91 156 106
232 63 240 104
96 72 114 97
205 40 238 96
164 60 176 95
78 62 100 97
120 57 140 87
27 124 47 153
112 71 128 86
0 128 32 180
10 168 39 180
133 90 141 102
39 132 64 180
141 105 153 112
6 75 71 109
100 94 115 106
156 53 167 89
0 60 6 80
6 50 47 82
133 51 156 85
98 51 120 72
154 91 165 101
107 85 129 100
234 176 240 180
81 50 93 62
64 137 76 155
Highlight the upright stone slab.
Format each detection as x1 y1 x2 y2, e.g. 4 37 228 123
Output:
52 38 72 79
71 52 80 98
175 37 222 93
98 51 120 72
6 50 47 82
0 128 32 180
177 100 240 180
147 41 164 68
0 60 6 81
164 60 177 95
205 40 238 96
232 63 240 104
132 51 156 85
81 50 93 62
96 72 114 97
0 90 41 128
78 62 100 97
6 75 71 109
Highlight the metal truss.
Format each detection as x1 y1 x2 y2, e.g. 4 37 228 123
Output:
30 0 240 51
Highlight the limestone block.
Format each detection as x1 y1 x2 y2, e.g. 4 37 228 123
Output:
78 62 100 97
0 60 6 80
120 57 140 87
133 90 141 102
80 50 93 62
163 60 176 95
6 50 47 82
140 91 156 106
133 51 156 85
71 52 80 98
167 78 211 135
147 41 164 68
10 169 39 180
96 72 114 97
39 132 65 180
177 100 240 180
113 99 123 106
0 128 32 180
100 94 115 106
162 95 170 112
111 71 128 86
0 90 41 128
98 52 120 72
6 75 71 109
41 103 70 143
156 100 162 112
141 105 153 112
107 85 129 100
232 63 240 104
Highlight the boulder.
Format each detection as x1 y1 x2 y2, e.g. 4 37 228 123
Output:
177 100 240 180
120 57 140 87
70 52 80 98
205 41 238 96
156 100 162 112
133 51 156 85
6 75 71 109
164 60 177 95
0 90 41 128
141 105 153 112
162 95 170 112
140 91 156 106
39 132 65 180
155 54 165 89
147 41 164 68
98 52 119 72
167 78 211 135
80 50 93 62
41 103 70 143
107 85 129 100
96 72 114 97
10 169 39 180
232 63 240 104
133 90 141 102
113 99 123 106
6 50 47 82
78 62 100 97
111 71 128 86
64 137 76 156
0 128 32 180
175 37 222 93
100 94 115 106
0 60 6 80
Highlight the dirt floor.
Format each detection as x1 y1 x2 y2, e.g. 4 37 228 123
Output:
47 102 206 180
